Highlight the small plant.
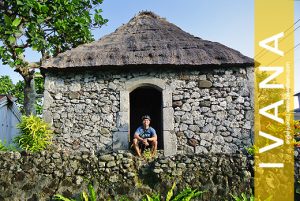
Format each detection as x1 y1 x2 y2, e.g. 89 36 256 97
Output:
54 183 97 201
245 145 259 155
296 180 300 195
14 115 53 152
142 182 204 201
143 194 161 201
143 148 152 160
0 139 17 151
0 139 8 151
52 194 75 201
230 192 254 201
118 196 132 201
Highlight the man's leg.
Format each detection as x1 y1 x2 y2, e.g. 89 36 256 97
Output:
150 140 158 156
133 138 142 157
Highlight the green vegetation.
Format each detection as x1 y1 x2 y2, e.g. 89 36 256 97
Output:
53 183 97 201
0 140 8 151
0 0 108 115
230 192 254 201
0 139 18 151
142 182 204 201
143 148 152 160
0 75 14 94
294 121 300 146
53 182 204 201
119 197 132 201
14 115 53 152
244 145 259 155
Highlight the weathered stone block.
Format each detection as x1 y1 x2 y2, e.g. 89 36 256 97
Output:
181 113 193 124
199 133 214 142
173 95 183 101
163 107 174 130
69 92 80 99
188 138 198 147
172 100 183 107
162 89 172 107
100 128 110 136
43 91 53 110
198 80 213 88
202 124 216 133
119 91 129 112
117 112 129 132
195 146 208 154
99 154 115 161
112 132 129 150
200 139 211 147
182 103 191 112
163 131 177 156
69 83 81 92
55 93 62 100
43 111 53 125
184 130 194 139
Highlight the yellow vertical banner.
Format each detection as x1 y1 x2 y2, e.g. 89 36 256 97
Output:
255 0 294 201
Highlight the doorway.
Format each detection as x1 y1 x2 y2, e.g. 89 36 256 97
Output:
130 86 163 149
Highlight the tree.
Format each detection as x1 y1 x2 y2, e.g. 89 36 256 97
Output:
0 75 14 94
0 0 108 115
0 75 24 112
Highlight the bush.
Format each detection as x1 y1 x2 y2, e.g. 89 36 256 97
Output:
14 115 53 152
0 139 17 151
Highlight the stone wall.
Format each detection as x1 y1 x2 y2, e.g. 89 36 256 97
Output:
43 66 254 154
0 151 251 201
170 67 254 154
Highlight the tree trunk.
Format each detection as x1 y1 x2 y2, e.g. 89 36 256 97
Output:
24 75 36 116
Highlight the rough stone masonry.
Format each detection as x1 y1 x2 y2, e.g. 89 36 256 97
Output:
0 151 251 201
43 66 254 155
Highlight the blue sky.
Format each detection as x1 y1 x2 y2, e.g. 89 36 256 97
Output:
0 0 299 106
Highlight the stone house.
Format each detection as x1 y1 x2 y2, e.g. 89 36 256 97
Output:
41 11 254 156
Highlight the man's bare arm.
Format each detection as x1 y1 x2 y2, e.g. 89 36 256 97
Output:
147 134 157 142
134 133 144 141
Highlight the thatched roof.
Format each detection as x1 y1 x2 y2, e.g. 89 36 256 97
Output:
42 11 253 69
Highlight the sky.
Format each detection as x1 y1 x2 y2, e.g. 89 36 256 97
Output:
0 0 299 106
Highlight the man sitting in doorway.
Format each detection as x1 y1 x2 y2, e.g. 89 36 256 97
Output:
132 115 158 157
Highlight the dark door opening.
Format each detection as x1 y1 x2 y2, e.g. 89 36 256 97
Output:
130 87 163 149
